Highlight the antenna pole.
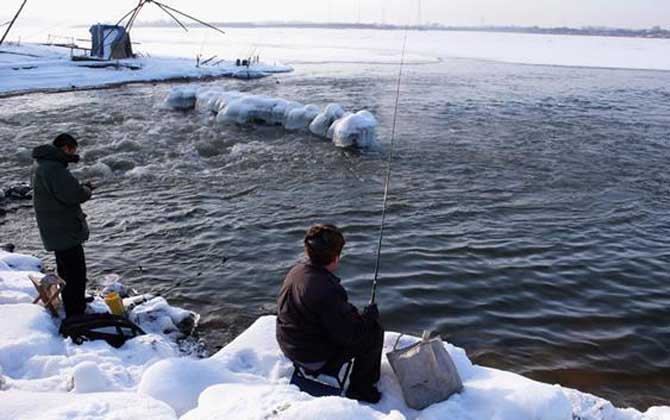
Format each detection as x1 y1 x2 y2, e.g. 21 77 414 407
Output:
1 0 29 46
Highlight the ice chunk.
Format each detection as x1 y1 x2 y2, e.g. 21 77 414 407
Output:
73 161 113 179
284 104 321 130
329 110 378 148
218 95 281 125
231 69 270 79
194 89 222 113
309 103 346 138
165 87 197 111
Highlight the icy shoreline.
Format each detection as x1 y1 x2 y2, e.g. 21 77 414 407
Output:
0 250 668 419
0 43 292 98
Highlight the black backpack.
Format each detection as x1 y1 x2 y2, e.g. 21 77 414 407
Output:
59 313 145 348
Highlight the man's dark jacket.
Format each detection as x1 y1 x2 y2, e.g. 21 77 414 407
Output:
32 145 91 252
276 261 376 365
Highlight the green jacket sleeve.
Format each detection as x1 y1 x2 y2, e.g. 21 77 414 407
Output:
48 166 92 207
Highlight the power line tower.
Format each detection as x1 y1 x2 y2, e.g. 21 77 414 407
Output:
416 0 423 27
381 0 387 25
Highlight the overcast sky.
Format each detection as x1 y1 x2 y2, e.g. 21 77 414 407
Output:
4 0 668 29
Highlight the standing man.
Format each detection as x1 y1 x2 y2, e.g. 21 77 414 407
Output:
32 133 93 318
277 224 384 403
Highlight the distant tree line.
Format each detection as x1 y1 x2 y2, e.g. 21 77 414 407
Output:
133 20 670 39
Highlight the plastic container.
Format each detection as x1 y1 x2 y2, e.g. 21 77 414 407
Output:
104 292 126 317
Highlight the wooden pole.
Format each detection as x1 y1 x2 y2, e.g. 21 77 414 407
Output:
0 0 29 46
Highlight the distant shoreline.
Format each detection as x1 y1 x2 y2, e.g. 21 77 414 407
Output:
127 21 670 40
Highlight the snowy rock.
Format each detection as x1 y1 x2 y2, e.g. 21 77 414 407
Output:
3 184 32 200
0 250 43 272
165 86 198 111
309 103 346 138
129 296 199 338
329 110 378 148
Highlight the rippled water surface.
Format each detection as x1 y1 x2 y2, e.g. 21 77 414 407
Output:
1 35 670 410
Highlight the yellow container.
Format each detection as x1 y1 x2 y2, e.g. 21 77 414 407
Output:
105 292 126 317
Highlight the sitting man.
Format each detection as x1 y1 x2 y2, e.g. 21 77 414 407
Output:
276 224 384 403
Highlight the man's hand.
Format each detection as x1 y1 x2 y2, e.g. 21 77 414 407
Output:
83 182 96 191
363 303 379 320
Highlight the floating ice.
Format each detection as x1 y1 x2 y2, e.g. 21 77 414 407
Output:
284 104 321 130
73 161 113 179
329 110 378 148
165 86 198 111
163 88 379 148
309 103 346 138
218 95 282 125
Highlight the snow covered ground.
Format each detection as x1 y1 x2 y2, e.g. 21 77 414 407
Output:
1 250 668 419
0 42 291 97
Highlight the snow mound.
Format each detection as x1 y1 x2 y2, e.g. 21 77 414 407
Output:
0 250 42 272
2 390 177 420
181 383 404 420
0 304 64 378
164 88 378 148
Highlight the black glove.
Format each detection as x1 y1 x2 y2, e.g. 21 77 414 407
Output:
83 182 96 191
363 303 379 320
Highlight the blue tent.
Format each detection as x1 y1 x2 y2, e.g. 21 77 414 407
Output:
89 24 133 60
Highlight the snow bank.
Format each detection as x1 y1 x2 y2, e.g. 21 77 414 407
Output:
0 43 292 97
2 390 177 420
1 250 668 420
0 250 42 272
165 88 379 148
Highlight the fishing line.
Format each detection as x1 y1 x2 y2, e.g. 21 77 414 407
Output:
370 28 409 305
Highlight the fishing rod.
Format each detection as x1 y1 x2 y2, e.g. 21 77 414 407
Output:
370 29 409 305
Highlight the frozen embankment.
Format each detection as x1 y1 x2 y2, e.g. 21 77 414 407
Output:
1 250 668 420
0 43 292 98
165 87 378 148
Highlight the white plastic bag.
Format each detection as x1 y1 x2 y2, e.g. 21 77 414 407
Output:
387 331 463 409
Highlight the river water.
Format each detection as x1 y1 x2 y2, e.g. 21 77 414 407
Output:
1 29 669 410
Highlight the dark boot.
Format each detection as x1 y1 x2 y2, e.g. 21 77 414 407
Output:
346 385 382 403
